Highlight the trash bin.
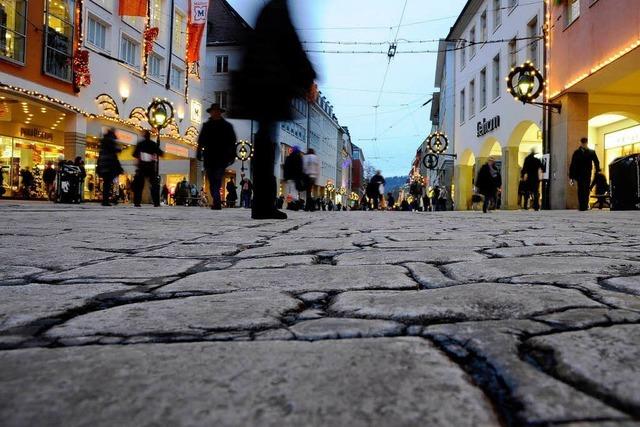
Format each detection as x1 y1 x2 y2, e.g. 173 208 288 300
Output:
609 153 640 211
56 164 82 204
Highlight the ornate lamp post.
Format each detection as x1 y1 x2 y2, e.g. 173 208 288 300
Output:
235 140 253 173
506 62 561 112
147 98 174 195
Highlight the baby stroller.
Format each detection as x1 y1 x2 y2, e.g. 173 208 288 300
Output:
56 163 82 203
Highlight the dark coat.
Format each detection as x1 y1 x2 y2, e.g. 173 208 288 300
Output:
283 151 303 181
43 167 57 184
231 0 316 121
476 163 502 197
133 137 164 172
591 172 609 195
240 178 253 194
97 132 123 178
521 153 543 187
197 118 237 170
226 181 238 202
569 146 600 181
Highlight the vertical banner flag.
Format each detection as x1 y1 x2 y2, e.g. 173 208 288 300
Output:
119 0 147 16
186 0 208 63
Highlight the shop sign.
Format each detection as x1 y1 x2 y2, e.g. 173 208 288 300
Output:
164 143 189 157
20 127 54 142
190 100 202 125
101 126 137 145
477 115 501 138
604 124 640 150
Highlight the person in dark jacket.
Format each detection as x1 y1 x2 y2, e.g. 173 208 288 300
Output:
239 174 253 208
74 157 86 202
97 129 123 206
476 157 502 214
386 192 395 210
19 167 34 199
521 149 543 211
367 171 385 210
569 137 601 211
42 161 57 200
132 131 163 207
232 0 316 220
591 170 609 210
226 179 238 208
197 103 237 210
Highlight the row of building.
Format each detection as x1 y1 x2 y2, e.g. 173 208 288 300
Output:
0 0 366 205
415 0 640 210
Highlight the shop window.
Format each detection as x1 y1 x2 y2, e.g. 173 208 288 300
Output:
87 15 108 51
0 0 27 63
120 34 140 68
44 0 75 81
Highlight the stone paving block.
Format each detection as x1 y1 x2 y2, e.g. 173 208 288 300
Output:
330 283 603 323
290 318 405 341
134 244 240 258
602 276 640 296
534 308 640 329
0 339 499 427
46 292 302 339
0 265 47 285
161 265 417 294
231 255 316 269
0 283 131 332
404 262 460 288
38 257 201 281
444 257 640 282
526 325 640 416
423 321 627 425
335 248 485 265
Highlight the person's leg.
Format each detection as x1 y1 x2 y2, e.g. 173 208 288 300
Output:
149 172 160 207
483 194 491 213
102 175 112 205
252 121 283 218
532 187 540 211
133 172 143 206
207 168 223 209
578 180 589 211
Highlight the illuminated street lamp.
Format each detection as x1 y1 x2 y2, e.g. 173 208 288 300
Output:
235 140 253 172
147 98 174 192
506 62 561 112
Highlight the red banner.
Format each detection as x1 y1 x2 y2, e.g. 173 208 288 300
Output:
119 0 147 17
186 0 208 63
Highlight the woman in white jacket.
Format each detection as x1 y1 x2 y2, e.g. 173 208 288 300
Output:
303 148 321 211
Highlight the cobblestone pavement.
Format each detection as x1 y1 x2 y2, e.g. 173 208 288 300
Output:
1 201 640 426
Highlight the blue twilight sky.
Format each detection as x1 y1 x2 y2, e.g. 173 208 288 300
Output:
227 0 468 176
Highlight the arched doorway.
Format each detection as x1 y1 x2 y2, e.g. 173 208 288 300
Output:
588 112 640 181
503 121 543 209
454 149 475 210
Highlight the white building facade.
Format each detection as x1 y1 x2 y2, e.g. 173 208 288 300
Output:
448 0 544 210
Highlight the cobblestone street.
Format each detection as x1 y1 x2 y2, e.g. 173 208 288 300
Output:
1 202 639 426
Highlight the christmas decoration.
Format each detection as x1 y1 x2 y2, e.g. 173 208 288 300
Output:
144 27 159 55
73 50 91 88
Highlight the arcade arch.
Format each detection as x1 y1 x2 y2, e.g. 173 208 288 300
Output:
454 149 476 210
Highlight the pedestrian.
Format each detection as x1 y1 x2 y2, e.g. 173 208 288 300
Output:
432 186 441 211
132 131 163 207
386 192 395 210
400 199 411 211
366 170 385 210
232 0 316 220
570 137 601 211
96 128 123 206
283 146 304 207
19 167 34 199
476 156 502 214
197 103 237 210
239 174 253 208
590 170 609 210
303 148 320 211
437 186 448 211
521 148 543 210
73 157 86 202
226 179 238 208
161 184 169 205
42 161 57 200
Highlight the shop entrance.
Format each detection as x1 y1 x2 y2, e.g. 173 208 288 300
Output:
504 121 543 209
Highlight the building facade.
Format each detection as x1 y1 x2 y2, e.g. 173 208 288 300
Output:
447 0 545 210
547 0 640 209
0 0 206 199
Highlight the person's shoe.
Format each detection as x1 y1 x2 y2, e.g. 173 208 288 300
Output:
101 202 111 207
252 209 287 220
153 204 160 207
211 205 222 210
134 204 141 207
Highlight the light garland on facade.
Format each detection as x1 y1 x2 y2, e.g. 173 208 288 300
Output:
0 83 198 147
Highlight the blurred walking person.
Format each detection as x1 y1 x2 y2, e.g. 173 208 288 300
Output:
197 103 237 210
570 137 600 211
367 170 385 210
132 131 163 207
239 174 253 208
226 179 238 208
591 170 609 210
476 157 502 214
303 148 320 211
232 0 316 220
42 161 57 200
96 129 123 206
521 149 543 210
